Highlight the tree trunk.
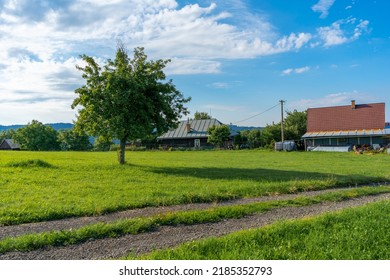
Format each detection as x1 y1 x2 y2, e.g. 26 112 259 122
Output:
119 138 126 164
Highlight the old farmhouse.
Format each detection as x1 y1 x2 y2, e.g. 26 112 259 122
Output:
302 101 390 151
157 118 235 148
0 139 20 150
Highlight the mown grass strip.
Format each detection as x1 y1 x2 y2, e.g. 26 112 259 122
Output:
0 186 389 254
135 200 390 260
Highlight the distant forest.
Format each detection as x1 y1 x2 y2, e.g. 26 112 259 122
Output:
0 123 73 132
0 123 262 133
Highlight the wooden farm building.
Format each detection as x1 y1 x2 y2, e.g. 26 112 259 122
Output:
157 118 235 148
302 101 390 151
0 139 20 150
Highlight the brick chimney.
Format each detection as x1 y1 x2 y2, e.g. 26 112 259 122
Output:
351 100 356 110
185 123 191 133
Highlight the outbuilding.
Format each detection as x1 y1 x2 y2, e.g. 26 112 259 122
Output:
0 139 21 150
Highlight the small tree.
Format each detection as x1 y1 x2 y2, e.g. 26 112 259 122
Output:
14 120 60 151
284 110 307 140
261 123 281 148
247 129 262 148
72 45 190 164
207 125 231 148
194 111 212 120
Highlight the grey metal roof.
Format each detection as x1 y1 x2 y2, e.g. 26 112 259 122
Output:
157 119 223 140
302 128 390 138
1 139 20 149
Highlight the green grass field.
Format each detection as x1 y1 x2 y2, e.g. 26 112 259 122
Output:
135 200 390 260
0 150 389 225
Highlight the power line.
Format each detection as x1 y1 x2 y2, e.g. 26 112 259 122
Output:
233 103 280 125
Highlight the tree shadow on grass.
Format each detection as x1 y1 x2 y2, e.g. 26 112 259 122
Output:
143 166 388 186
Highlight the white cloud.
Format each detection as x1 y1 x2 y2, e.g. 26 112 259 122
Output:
165 58 221 75
0 100 76 125
295 66 310 74
274 33 312 53
353 20 369 39
317 18 370 47
211 83 230 89
0 0 315 124
282 66 310 75
318 22 348 46
289 92 378 111
312 0 336 18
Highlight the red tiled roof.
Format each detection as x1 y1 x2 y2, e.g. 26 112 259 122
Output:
307 102 385 132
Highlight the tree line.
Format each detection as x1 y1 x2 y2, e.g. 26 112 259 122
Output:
0 120 92 151
199 110 307 149
234 110 307 149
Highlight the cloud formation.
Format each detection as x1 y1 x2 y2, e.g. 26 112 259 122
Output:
317 18 369 47
0 0 376 125
282 66 310 75
0 0 315 123
312 0 336 18
289 92 378 111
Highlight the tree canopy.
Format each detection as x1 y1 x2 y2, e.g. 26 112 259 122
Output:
284 110 307 141
13 120 60 151
207 125 231 147
57 129 92 151
194 111 212 120
72 45 190 163
236 110 307 149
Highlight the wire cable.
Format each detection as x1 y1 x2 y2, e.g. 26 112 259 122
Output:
232 103 280 125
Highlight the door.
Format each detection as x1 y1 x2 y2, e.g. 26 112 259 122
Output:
194 139 200 148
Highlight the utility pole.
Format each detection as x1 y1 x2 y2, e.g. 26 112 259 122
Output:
280 100 285 143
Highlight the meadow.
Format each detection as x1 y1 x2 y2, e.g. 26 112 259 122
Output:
0 150 389 226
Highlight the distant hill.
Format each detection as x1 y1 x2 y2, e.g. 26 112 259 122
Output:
1 122 259 134
228 124 263 133
0 123 74 132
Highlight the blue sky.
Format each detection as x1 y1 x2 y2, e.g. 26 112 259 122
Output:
0 0 389 126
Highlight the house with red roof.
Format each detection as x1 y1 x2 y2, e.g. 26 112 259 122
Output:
302 100 390 151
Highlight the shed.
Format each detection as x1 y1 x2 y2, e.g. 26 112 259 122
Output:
0 139 21 150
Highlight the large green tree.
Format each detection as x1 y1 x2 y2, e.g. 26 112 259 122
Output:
14 120 60 151
207 125 231 148
72 45 190 164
